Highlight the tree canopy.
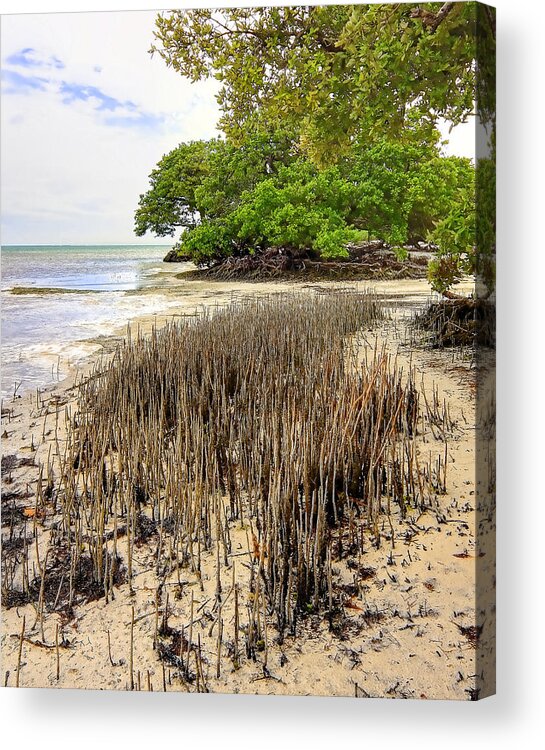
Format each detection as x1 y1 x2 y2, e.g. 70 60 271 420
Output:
136 133 474 278
135 130 299 241
135 140 211 237
138 2 495 294
152 3 494 156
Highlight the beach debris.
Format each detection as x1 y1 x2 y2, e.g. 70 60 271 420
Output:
413 297 495 349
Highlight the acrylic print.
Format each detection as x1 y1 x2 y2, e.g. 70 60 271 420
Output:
0 3 496 699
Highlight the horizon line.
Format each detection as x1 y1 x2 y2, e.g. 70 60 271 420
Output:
1 242 173 247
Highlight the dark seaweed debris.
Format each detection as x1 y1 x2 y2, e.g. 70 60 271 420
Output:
1 454 36 472
457 623 484 648
2 543 126 614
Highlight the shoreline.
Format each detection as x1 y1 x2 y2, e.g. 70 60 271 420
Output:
0 277 493 698
2 274 453 401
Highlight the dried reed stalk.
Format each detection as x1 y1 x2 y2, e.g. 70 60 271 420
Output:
27 291 452 680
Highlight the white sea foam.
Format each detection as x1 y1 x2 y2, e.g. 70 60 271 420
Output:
1 244 176 396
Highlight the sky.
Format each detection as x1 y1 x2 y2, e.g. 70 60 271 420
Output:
0 8 475 246
0 10 220 245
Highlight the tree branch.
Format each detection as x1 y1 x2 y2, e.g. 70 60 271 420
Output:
410 3 456 33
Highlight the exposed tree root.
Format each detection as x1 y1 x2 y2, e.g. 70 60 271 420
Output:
414 297 495 349
182 248 428 282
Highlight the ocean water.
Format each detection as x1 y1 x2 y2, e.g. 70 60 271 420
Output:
1 244 186 398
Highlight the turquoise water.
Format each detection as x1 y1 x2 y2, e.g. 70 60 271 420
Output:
1 244 184 397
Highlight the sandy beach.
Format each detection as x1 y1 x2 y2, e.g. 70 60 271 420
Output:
1 276 495 699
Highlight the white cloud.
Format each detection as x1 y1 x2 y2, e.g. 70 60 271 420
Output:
1 10 221 244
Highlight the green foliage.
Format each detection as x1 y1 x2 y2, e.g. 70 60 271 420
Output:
142 3 495 292
134 140 212 236
195 129 298 219
165 138 474 268
152 4 490 159
422 158 479 294
178 219 235 266
422 156 478 293
135 130 298 238
343 140 475 256
229 161 358 257
428 191 476 292
176 159 359 264
475 154 496 292
314 228 362 260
